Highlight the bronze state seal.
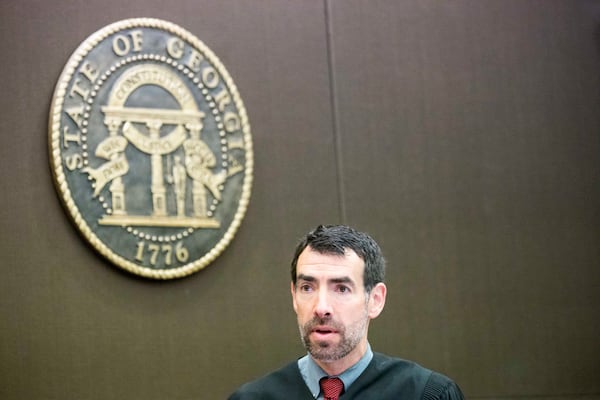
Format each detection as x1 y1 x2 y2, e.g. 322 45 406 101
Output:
49 18 253 279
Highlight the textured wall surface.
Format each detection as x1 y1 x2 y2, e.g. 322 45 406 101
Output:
1 1 599 399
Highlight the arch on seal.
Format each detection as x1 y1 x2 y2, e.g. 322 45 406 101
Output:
98 63 206 219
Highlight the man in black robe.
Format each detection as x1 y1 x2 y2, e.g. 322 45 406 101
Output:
229 225 464 400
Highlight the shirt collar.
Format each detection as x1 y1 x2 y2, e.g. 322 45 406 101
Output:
298 343 374 398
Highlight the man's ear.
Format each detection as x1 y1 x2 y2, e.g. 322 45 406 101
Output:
291 281 298 313
368 282 387 319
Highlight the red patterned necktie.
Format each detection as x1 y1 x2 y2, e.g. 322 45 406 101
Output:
319 377 344 400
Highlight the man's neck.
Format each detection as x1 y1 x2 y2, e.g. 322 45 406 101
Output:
297 343 374 398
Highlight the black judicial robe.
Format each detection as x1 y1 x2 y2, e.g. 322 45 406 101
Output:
228 352 465 400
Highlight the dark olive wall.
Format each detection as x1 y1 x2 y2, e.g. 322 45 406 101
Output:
1 1 599 399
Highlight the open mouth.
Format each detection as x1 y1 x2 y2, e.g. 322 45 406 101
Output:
312 327 338 337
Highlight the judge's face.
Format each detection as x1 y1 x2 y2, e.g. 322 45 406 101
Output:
291 247 385 369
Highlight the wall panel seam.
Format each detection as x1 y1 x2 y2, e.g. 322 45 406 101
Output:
324 0 346 223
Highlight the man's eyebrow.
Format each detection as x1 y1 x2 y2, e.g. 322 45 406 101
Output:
296 274 315 282
329 277 356 287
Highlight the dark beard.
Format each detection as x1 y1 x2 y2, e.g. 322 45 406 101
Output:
299 317 359 362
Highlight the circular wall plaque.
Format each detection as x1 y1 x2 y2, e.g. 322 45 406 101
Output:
49 18 253 279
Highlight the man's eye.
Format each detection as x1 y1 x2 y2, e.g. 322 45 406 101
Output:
337 285 350 293
299 284 313 292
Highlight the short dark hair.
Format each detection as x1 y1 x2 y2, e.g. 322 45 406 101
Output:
291 225 386 293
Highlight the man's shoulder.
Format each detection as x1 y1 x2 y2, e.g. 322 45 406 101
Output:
228 360 308 400
370 352 428 370
353 353 464 400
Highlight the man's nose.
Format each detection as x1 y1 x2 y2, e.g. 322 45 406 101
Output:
314 288 333 318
